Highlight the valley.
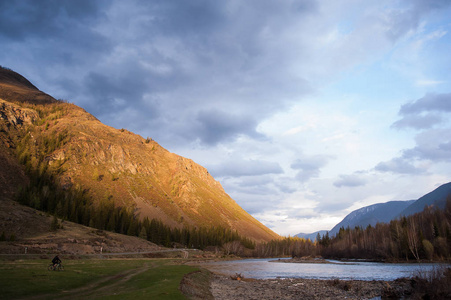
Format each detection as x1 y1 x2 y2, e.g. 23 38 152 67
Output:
1 66 451 300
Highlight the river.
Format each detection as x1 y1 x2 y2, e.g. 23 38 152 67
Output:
200 258 444 281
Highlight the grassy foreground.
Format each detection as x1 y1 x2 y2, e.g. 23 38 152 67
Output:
0 258 206 299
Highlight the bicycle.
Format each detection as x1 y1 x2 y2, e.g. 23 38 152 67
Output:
48 263 64 271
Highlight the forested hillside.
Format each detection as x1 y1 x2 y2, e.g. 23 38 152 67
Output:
329 200 415 237
256 196 451 261
317 196 451 261
0 66 278 249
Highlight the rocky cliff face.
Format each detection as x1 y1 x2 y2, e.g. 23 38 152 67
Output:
0 100 38 126
0 67 279 242
0 99 36 200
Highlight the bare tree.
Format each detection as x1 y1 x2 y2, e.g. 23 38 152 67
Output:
223 241 244 256
407 219 420 260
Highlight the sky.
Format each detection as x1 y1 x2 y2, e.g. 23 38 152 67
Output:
1 0 451 236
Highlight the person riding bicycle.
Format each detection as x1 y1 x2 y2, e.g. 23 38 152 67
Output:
52 255 61 267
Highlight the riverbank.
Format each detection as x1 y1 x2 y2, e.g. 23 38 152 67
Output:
208 275 413 299
269 256 451 264
270 257 337 264
190 257 451 299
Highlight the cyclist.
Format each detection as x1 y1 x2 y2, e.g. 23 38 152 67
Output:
52 255 61 268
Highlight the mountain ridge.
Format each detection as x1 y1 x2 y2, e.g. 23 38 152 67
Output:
328 200 415 237
398 182 451 217
0 66 279 242
295 230 328 242
296 182 451 239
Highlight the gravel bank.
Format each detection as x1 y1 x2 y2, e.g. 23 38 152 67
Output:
209 275 413 300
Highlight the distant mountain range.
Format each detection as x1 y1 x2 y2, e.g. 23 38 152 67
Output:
297 182 451 240
328 200 415 237
295 230 328 242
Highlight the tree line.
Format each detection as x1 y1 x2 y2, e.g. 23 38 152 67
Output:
16 169 255 250
253 236 317 258
317 198 451 261
15 145 255 250
253 200 451 261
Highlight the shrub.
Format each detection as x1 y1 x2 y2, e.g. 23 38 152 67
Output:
422 239 434 260
329 278 353 291
50 215 60 231
411 266 451 299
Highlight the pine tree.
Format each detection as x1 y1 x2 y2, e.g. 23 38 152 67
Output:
139 226 147 240
50 215 60 231
55 201 63 217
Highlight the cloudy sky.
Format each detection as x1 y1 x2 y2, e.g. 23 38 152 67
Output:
1 0 451 236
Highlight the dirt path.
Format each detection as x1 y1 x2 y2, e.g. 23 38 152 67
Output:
60 263 152 299
23 263 153 300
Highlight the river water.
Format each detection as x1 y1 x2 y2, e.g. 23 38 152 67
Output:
200 258 444 281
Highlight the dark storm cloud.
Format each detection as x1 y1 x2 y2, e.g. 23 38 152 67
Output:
0 0 317 148
0 0 105 40
0 0 111 60
137 0 318 40
85 70 148 107
80 59 174 125
0 0 112 92
195 109 264 145
135 0 227 36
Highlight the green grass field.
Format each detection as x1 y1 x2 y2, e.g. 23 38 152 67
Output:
0 258 205 299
